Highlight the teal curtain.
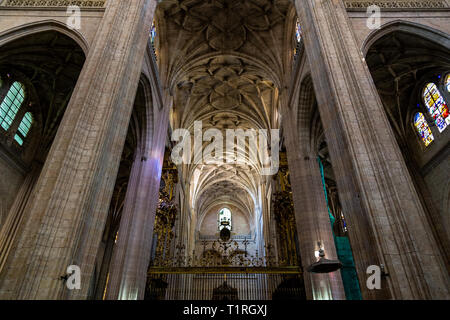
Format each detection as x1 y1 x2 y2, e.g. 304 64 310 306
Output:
318 157 362 300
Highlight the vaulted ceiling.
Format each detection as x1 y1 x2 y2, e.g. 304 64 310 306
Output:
155 0 298 232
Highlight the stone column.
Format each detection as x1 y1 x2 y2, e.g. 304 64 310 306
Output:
0 0 157 299
105 101 170 300
295 0 449 299
283 113 346 300
94 231 116 300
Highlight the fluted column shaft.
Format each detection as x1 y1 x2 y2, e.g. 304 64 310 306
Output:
0 163 41 273
283 116 346 299
106 102 170 300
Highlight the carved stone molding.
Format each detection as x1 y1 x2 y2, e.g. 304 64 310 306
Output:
344 0 448 9
0 0 106 7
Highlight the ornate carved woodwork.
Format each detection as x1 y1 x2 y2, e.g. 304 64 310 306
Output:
272 151 300 266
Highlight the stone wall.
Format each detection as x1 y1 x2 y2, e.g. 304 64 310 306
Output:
0 151 24 226
423 148 450 235
347 3 450 48
0 2 105 49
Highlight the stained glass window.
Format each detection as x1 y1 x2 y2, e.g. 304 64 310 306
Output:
150 20 157 44
295 18 302 43
445 74 450 93
218 208 232 231
0 81 25 131
414 112 434 147
423 83 450 132
150 20 157 60
294 18 302 57
14 112 33 146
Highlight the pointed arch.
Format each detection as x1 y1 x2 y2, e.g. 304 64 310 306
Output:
362 20 450 56
0 81 25 131
0 20 89 55
296 74 318 154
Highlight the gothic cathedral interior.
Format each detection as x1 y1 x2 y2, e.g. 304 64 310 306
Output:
0 0 449 302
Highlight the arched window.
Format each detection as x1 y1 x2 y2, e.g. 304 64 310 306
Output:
14 112 33 146
445 74 450 93
422 82 450 132
295 18 302 43
414 112 434 147
150 20 157 44
0 81 25 131
150 20 157 59
218 208 232 231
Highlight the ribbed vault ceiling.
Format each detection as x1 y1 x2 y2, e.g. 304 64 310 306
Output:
155 0 297 232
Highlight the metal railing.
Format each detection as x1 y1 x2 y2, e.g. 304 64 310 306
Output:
146 272 305 300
